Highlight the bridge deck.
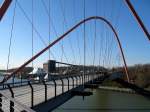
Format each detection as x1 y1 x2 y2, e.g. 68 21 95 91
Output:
1 79 73 107
0 74 103 112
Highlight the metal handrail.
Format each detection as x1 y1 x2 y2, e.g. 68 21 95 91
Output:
0 74 103 112
0 91 35 112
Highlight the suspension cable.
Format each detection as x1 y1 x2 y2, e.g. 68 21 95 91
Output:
60 0 76 65
105 0 113 68
107 35 113 67
115 0 122 29
102 1 107 68
59 0 70 68
1 16 131 84
40 0 66 61
59 0 75 73
48 0 51 60
103 28 107 67
107 0 114 68
16 0 55 59
83 0 86 84
60 0 66 64
87 22 93 64
31 0 34 70
6 0 17 71
93 0 97 67
112 1 122 67
40 0 58 37
73 0 81 65
99 0 104 68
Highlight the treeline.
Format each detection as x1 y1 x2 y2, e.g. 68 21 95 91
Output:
111 64 150 89
128 64 150 88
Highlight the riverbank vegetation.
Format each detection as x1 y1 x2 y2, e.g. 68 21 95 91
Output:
106 64 150 90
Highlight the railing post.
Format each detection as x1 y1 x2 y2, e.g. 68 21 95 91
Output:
98 74 100 80
86 75 88 83
52 80 57 98
93 74 95 81
90 75 92 83
82 74 84 85
85 75 87 83
89 75 91 83
92 74 94 83
77 76 79 85
85 75 86 83
21 74 23 86
75 76 78 86
0 93 3 112
7 84 14 112
60 78 64 93
71 77 74 88
12 74 15 87
28 81 34 108
79 75 81 85
2 84 4 89
97 74 99 80
66 77 69 91
43 81 47 102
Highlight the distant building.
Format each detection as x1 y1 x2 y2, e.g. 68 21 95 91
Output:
43 60 56 73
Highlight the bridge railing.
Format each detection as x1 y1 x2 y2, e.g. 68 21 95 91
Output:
0 91 35 112
0 74 102 110
0 73 94 90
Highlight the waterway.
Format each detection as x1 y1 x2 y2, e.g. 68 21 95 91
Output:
1 75 150 112
54 89 150 112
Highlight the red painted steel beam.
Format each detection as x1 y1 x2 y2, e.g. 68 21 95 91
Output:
0 0 12 21
125 0 150 41
0 16 130 84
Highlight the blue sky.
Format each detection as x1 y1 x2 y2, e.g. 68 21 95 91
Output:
0 0 150 69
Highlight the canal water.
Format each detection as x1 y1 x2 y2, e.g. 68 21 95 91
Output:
54 89 150 112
